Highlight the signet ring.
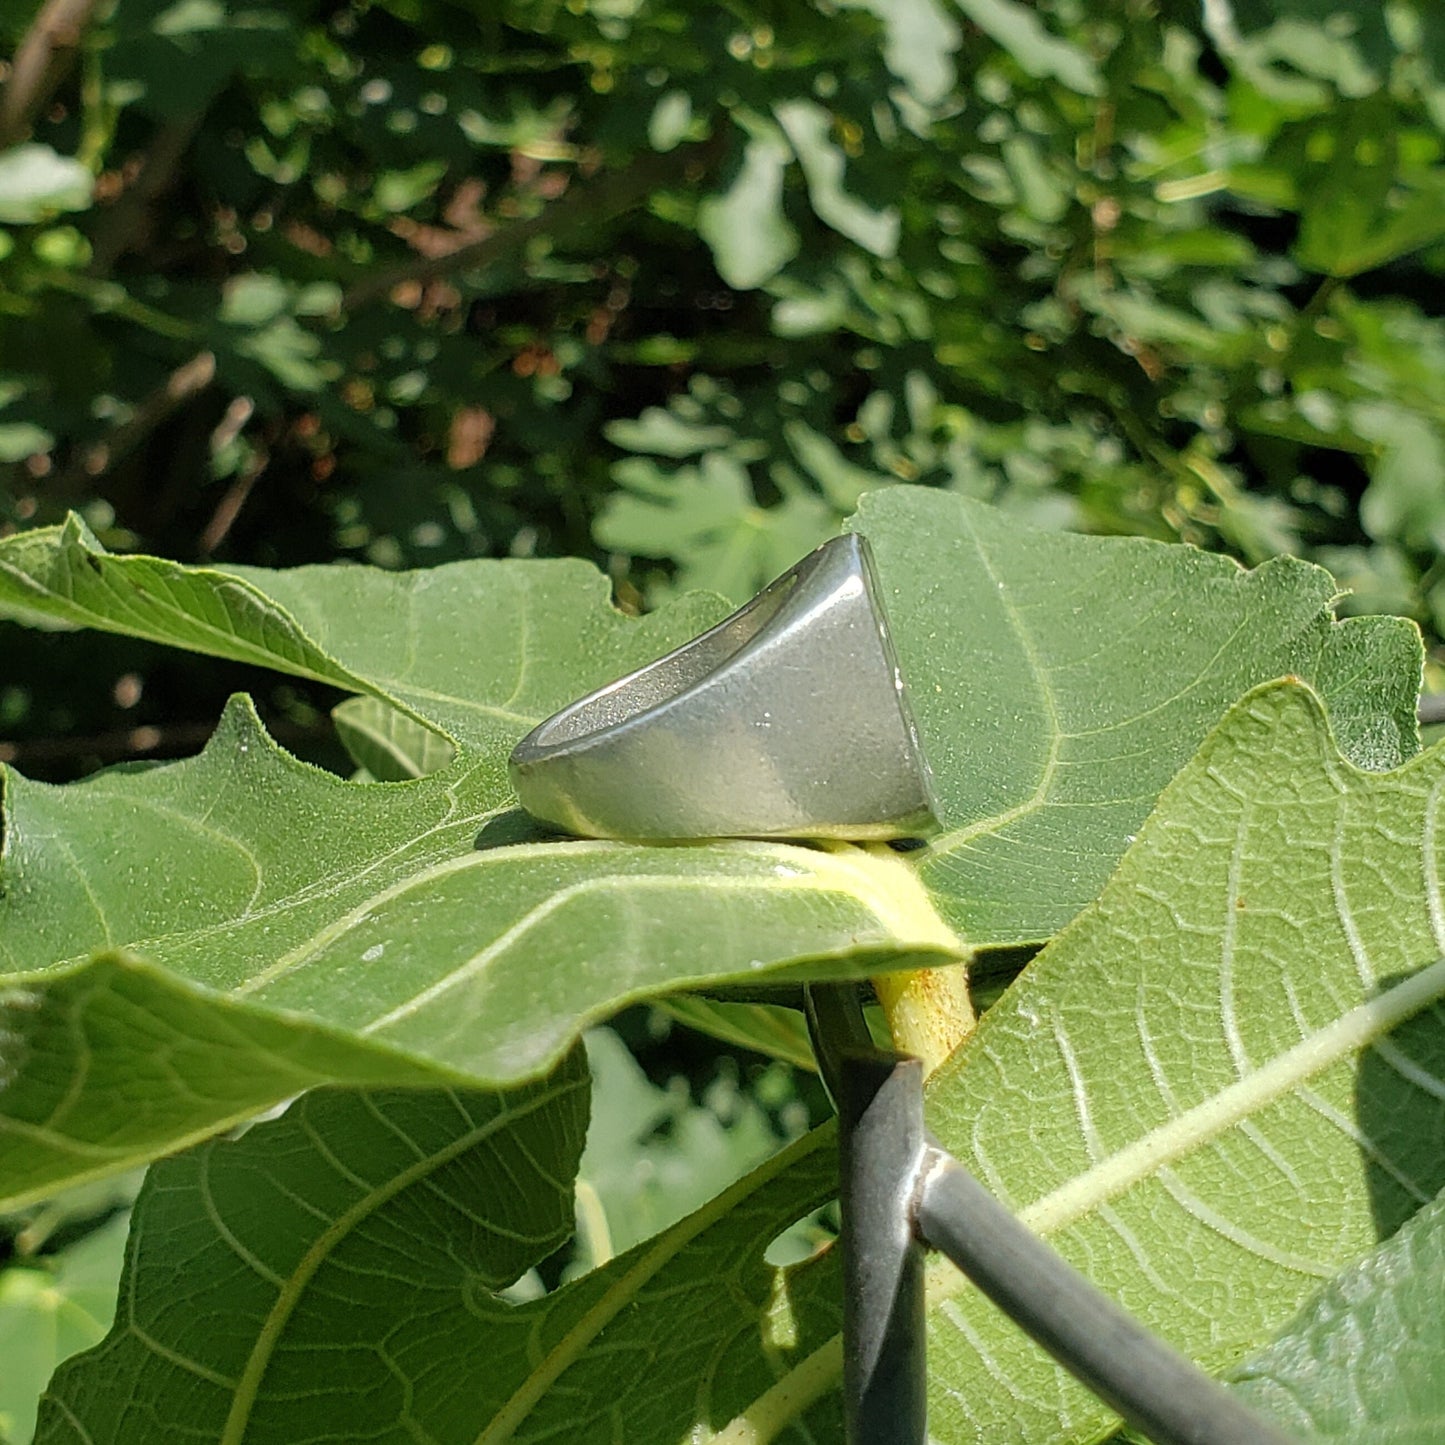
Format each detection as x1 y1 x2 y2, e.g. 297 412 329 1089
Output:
507 533 938 841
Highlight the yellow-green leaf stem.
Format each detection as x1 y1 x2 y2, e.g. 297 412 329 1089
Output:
814 841 974 1071
873 964 975 1074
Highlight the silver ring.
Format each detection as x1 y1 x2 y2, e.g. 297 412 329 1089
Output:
508 533 938 841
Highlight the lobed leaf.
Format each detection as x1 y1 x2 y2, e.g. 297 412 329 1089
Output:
0 512 725 757
850 489 1422 944
0 515 385 698
0 828 952 1211
0 525 957 1205
35 1064 592 1442
917 680 1445 1439
36 1082 842 1445
66 672 1444 1444
0 491 1423 1208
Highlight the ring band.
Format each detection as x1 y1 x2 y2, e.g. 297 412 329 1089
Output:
508 533 938 841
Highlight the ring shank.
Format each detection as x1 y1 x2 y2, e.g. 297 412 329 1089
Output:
508 535 937 841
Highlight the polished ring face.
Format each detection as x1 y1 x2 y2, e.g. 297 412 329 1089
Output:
508 533 938 841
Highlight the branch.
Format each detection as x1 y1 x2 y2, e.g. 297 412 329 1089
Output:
44 350 216 503
87 111 204 277
38 130 728 500
340 133 726 310
0 0 98 149
197 431 268 556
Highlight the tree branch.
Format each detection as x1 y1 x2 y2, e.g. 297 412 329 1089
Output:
39 130 728 504
0 0 98 149
87 111 204 277
340 133 726 310
44 350 216 503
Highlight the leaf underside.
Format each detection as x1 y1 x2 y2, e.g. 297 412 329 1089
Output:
539 680 1442 1444
39 680 1445 1443
856 682 1443 1442
36 1078 844 1445
1228 1181 1445 1442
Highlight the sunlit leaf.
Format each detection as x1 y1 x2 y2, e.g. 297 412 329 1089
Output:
1228 1182 1445 1441
0 492 1420 1208
850 488 1421 944
774 100 900 257
0 147 93 226
37 1080 843 1445
953 0 1100 95
748 681 1445 1440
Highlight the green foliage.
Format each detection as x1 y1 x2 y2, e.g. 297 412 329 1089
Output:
0 145 92 225
0 490 1420 1201
0 491 1442 1440
38 1068 592 1443
0 1215 127 1444
913 680 1445 1439
1 0 1442 646
853 488 1421 943
1228 1181 1445 1440
3 0 1445 1436
39 1098 843 1445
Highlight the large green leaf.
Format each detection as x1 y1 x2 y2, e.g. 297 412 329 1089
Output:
0 512 721 755
849 488 1421 944
36 1063 591 1441
36 1082 842 1445
742 681 1445 1441
0 829 949 1212
0 516 961 1207
43 677 1445 1443
0 492 1421 1207
0 1216 128 1444
1228 1181 1445 1441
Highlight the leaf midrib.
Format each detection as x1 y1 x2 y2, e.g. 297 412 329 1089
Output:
921 516 1260 862
234 838 964 1006
473 1125 832 1445
922 511 1063 859
219 1078 586 1445
723 957 1445 1441
1012 954 1445 1241
0 553 366 697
